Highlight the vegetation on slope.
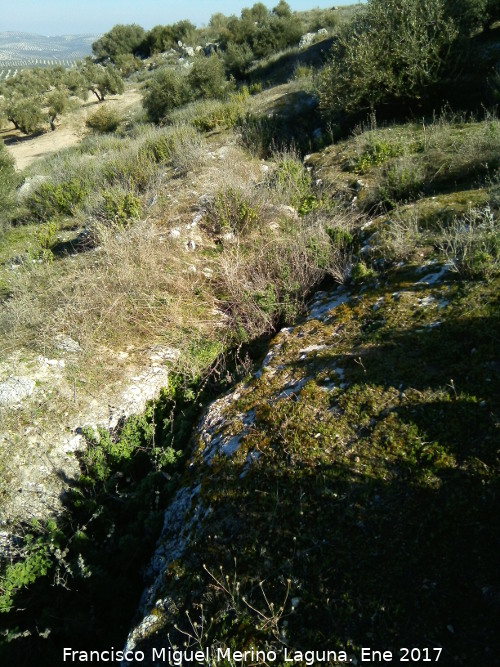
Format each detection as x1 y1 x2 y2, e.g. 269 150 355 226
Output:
0 0 499 664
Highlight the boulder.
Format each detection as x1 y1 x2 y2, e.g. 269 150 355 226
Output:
299 32 316 49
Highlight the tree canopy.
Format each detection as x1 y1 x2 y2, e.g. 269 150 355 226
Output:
89 2 303 70
316 0 498 117
0 61 124 136
92 24 146 61
214 1 303 59
78 59 125 102
0 67 84 134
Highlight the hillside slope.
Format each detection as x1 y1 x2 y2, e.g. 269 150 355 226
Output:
124 121 500 665
0 7 499 662
125 266 499 666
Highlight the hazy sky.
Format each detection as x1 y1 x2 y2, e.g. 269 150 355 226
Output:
3 1 359 36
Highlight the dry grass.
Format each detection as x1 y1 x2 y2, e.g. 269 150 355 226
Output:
0 222 218 370
377 209 423 261
212 218 334 338
1 131 356 380
438 205 500 278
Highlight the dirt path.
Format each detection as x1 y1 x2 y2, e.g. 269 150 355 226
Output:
2 88 142 171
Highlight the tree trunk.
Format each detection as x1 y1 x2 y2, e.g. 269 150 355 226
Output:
7 117 20 131
91 88 104 102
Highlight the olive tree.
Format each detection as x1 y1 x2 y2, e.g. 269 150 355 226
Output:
2 95 45 134
317 0 458 115
92 24 146 60
79 59 125 102
47 89 69 130
1 66 84 134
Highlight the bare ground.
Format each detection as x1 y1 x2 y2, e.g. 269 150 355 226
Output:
2 88 143 171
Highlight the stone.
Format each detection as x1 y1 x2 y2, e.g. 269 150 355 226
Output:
0 376 36 406
203 43 219 56
299 32 316 49
53 334 81 353
16 175 47 201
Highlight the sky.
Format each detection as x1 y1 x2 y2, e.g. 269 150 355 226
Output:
3 0 360 36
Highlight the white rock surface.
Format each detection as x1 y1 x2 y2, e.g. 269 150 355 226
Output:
0 376 36 405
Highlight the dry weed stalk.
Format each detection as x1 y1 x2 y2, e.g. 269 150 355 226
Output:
203 562 291 646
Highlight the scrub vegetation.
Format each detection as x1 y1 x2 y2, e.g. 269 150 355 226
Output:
0 1 499 664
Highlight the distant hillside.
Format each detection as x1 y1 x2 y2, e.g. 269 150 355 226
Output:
0 31 97 71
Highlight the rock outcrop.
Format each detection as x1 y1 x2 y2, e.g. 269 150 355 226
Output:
0 345 177 525
122 242 498 664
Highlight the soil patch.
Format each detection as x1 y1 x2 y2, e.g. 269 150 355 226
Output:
2 88 142 171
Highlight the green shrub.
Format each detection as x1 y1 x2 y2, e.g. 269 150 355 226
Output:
351 136 406 173
317 0 458 116
248 82 262 95
0 141 19 224
439 206 500 278
223 43 254 78
309 8 340 30
0 533 53 613
375 158 425 207
298 194 321 217
142 68 192 123
378 211 422 261
79 403 183 487
291 64 313 81
86 106 121 133
351 261 377 284
213 215 339 338
238 111 315 159
80 415 153 482
101 146 160 191
139 124 203 175
187 54 232 100
268 152 319 214
142 131 180 163
28 179 88 220
113 53 144 76
326 226 354 247
254 283 278 315
238 114 277 157
102 190 141 225
28 220 58 262
204 188 259 239
190 95 246 132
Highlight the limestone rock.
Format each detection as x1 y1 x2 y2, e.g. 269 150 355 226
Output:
0 376 36 406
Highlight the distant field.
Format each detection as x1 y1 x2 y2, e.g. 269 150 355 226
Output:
0 30 97 80
0 60 80 80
